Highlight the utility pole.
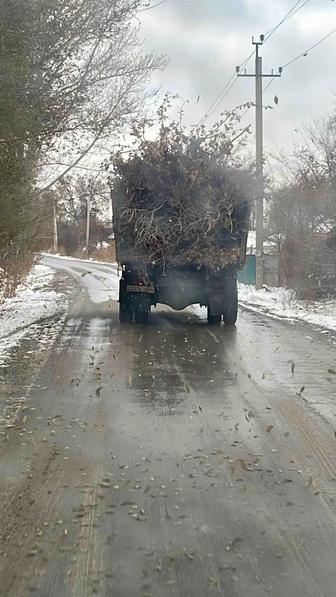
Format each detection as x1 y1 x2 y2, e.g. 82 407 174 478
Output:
85 194 90 258
236 36 282 289
53 196 58 254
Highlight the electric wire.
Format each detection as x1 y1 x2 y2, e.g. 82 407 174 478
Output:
264 0 302 36
198 75 236 125
199 0 312 123
263 25 336 94
198 50 254 124
283 25 336 68
138 0 168 12
264 0 311 41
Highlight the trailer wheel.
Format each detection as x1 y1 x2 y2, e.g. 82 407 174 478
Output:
207 307 221 325
119 303 133 323
135 309 149 324
222 278 238 326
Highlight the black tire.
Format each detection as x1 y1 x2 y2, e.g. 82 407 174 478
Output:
222 278 238 326
207 308 221 325
135 309 149 324
119 303 133 323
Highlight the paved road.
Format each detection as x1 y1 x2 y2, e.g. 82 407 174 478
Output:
1 256 336 597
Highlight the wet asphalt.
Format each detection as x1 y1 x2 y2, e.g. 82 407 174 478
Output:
1 256 336 597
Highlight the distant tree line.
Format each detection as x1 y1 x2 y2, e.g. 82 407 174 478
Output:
54 175 113 257
267 114 336 297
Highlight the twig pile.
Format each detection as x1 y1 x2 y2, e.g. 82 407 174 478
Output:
112 122 250 270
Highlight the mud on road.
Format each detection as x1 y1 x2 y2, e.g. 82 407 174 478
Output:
1 256 336 597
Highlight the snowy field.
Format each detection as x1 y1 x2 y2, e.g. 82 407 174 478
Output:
239 283 336 333
0 263 67 363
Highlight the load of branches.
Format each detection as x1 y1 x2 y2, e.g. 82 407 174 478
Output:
111 98 253 270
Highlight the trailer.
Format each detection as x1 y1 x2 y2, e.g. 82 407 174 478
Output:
119 261 244 325
113 187 249 325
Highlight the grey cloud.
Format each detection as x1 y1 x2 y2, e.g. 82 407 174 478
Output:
140 0 336 155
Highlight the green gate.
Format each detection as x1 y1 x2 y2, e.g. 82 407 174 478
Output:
238 255 256 285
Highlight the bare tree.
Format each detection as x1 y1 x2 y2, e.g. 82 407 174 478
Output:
33 0 166 190
267 113 336 297
0 0 164 295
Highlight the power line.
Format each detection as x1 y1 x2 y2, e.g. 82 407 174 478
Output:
283 26 336 68
264 0 311 41
138 0 168 12
198 51 254 124
198 74 236 124
263 78 276 93
199 0 312 123
211 78 241 111
264 0 302 36
287 0 313 19
263 25 336 94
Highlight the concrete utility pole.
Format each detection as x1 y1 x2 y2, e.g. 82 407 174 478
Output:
236 36 282 289
53 197 58 254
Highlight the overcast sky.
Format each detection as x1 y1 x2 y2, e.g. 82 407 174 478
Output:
139 0 336 160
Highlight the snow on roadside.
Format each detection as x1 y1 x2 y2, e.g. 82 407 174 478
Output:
39 252 118 268
239 283 336 332
41 255 120 304
0 263 67 362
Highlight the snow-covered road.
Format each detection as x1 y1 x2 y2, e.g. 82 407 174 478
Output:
0 263 67 364
42 254 120 304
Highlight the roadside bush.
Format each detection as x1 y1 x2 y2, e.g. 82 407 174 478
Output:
0 252 36 302
90 243 116 262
